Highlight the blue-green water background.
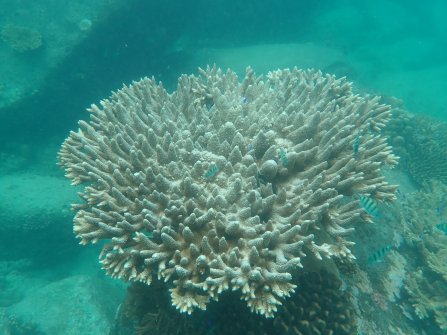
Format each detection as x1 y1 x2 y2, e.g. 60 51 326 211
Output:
1 0 446 154
0 0 446 334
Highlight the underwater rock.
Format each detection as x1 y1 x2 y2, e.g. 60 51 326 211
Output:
5 275 124 335
0 173 77 233
0 173 79 259
0 24 42 52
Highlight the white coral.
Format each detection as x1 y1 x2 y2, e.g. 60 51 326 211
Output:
59 66 398 317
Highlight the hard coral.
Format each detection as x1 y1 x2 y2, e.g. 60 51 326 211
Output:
274 271 357 335
59 66 397 317
113 270 357 335
386 109 447 186
1 24 42 52
402 181 447 332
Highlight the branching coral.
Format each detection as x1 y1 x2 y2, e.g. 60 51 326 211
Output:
274 271 357 335
113 282 202 335
386 109 447 186
405 270 447 332
113 270 357 335
402 180 447 245
402 181 447 332
59 66 397 316
382 251 406 302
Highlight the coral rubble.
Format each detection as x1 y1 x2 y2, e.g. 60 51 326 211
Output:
59 66 397 316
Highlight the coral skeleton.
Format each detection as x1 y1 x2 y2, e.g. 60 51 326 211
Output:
59 66 398 317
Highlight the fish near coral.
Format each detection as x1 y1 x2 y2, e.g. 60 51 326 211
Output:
435 197 446 216
204 164 219 179
247 143 254 155
367 245 392 264
435 222 447 235
58 66 398 318
360 195 380 218
278 148 288 167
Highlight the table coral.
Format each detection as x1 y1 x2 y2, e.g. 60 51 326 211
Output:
59 66 397 316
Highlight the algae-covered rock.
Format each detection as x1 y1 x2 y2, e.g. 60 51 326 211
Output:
5 275 125 335
0 173 77 233
0 173 79 259
1 24 42 52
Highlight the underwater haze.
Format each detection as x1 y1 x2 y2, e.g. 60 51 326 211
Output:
1 0 447 334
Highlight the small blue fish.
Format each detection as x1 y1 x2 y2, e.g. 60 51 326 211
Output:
242 96 249 104
368 245 392 263
435 222 447 235
360 196 380 217
247 143 254 154
205 318 216 335
436 197 446 216
353 132 361 159
278 148 288 167
204 164 219 179
417 229 430 241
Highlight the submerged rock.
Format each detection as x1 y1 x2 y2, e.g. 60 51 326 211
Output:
4 275 125 335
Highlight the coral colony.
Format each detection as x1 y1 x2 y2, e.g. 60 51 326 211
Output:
59 66 397 317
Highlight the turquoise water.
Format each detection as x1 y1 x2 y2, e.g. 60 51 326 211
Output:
0 1 446 334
